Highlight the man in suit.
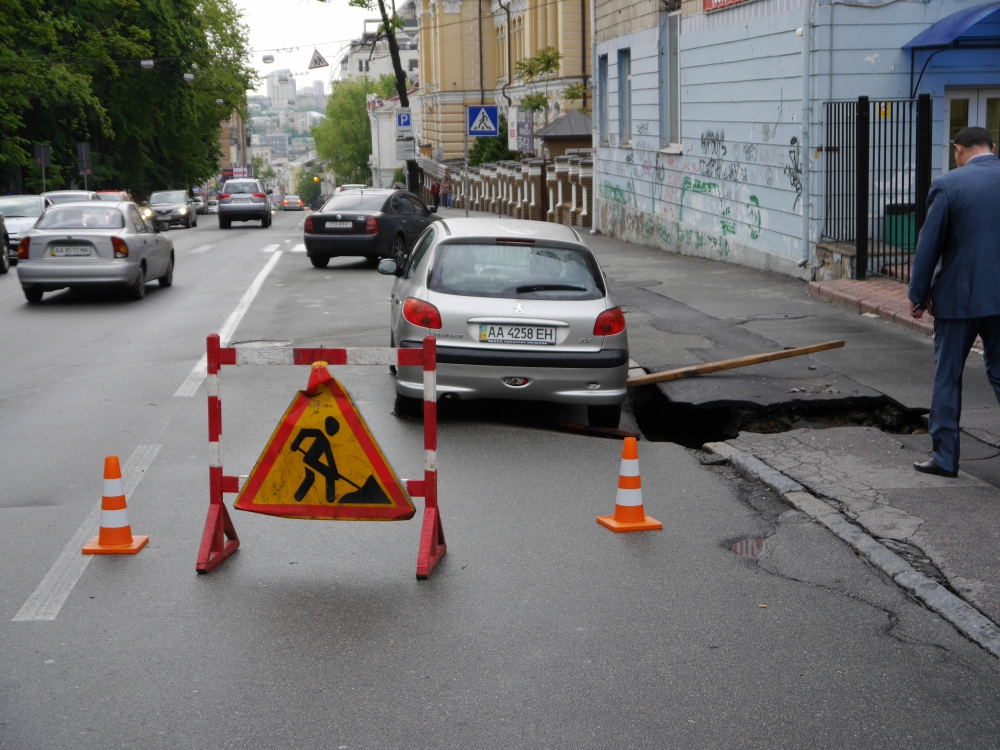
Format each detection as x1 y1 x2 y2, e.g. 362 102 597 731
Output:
909 126 1000 477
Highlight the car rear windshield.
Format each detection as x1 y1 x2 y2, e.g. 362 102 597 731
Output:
150 191 186 204
46 193 92 204
427 243 605 300
321 193 388 212
0 197 43 217
97 193 122 201
224 182 261 195
37 206 125 230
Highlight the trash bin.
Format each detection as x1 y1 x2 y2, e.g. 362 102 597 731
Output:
884 203 916 252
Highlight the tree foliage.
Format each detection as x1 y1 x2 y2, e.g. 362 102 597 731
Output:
515 46 562 124
313 77 382 185
0 0 256 195
296 168 322 208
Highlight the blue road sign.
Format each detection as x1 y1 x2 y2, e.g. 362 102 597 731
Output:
396 110 411 130
467 105 499 137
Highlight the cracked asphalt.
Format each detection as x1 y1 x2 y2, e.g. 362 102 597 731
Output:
3 211 1000 747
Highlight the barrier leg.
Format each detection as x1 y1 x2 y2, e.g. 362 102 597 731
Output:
197 501 240 573
416 335 446 579
416 504 446 579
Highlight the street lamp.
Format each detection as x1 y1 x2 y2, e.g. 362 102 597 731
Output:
183 73 195 82
140 59 154 69
215 98 224 105
262 54 274 64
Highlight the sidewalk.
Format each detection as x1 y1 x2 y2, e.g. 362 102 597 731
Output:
809 277 934 335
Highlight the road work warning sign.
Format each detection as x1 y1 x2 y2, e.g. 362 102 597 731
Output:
235 370 414 521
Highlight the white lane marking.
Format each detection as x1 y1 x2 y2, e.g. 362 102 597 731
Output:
192 244 215 254
173 251 284 397
12 444 161 622
291 243 306 253
260 243 280 253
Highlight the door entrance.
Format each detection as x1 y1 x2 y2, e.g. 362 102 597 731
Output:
943 88 1000 171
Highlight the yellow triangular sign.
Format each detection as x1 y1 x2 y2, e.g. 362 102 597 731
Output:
235 367 414 521
308 48 329 70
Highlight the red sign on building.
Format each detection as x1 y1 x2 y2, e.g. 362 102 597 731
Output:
704 0 751 11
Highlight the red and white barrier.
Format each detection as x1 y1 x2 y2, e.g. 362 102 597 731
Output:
196 334 445 578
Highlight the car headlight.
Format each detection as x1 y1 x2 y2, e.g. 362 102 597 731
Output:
179 207 188 214
142 208 152 217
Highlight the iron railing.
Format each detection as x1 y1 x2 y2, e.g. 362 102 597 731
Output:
823 94 932 281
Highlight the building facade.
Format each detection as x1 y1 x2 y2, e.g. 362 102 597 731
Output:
592 0 1000 279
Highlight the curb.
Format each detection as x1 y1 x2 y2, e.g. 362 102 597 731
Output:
704 440 1000 659
808 280 935 337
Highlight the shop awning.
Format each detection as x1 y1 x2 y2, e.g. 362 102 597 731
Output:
903 1 1000 49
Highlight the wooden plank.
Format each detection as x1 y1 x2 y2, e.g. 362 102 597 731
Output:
626 340 846 387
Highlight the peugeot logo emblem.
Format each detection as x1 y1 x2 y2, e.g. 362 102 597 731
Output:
512 303 525 314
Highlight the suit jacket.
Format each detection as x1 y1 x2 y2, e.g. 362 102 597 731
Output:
908 154 1000 319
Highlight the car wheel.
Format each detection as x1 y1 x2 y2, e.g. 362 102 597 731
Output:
129 265 146 301
588 403 622 429
159 254 174 288
310 255 329 269
23 287 42 304
219 217 230 229
392 235 406 267
0 241 9 274
393 391 423 419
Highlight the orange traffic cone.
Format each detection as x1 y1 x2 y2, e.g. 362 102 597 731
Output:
597 437 662 532
82 456 148 554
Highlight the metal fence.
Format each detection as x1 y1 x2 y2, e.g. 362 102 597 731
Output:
823 95 932 282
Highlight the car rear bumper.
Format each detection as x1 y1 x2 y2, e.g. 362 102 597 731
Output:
305 233 386 258
17 259 139 289
219 203 268 219
395 343 629 404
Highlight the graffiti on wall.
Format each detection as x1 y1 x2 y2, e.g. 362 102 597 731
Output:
783 137 803 211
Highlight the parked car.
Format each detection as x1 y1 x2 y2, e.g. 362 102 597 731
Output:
97 190 130 202
304 189 436 268
17 201 174 303
283 195 305 211
336 184 366 192
192 195 207 214
217 179 272 229
206 199 219 214
143 190 197 228
377 218 628 428
0 195 53 269
41 190 100 204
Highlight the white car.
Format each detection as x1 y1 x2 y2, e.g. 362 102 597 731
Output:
378 218 629 428
0 195 54 268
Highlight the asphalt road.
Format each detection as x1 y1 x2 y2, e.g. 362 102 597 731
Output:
2 211 1000 748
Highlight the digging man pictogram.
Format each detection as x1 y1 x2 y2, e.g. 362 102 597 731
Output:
290 416 391 505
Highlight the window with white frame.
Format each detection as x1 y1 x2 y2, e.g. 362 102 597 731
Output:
659 13 681 148
598 54 609 141
618 49 631 146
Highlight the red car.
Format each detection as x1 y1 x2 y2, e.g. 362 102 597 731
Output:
96 190 130 202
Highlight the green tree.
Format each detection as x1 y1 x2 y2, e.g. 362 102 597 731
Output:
296 169 322 208
468 114 514 167
515 46 563 124
314 77 378 184
564 82 589 115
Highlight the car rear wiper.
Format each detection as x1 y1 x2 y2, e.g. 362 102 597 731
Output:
515 284 588 294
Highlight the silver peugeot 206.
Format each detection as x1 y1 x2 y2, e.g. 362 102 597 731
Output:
378 218 628 428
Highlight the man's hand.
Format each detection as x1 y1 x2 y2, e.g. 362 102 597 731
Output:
911 302 927 319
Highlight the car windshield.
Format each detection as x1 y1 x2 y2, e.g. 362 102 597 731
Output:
150 191 186 204
36 206 125 230
46 193 91 204
428 244 605 300
97 193 122 201
0 197 43 217
321 193 388 212
224 182 260 194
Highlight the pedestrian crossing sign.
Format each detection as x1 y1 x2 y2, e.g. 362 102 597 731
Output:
467 105 499 137
234 365 414 521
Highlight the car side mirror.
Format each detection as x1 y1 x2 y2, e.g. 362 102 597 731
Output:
377 258 398 276
428 205 437 214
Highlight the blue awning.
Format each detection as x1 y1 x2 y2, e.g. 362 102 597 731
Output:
903 1 1000 49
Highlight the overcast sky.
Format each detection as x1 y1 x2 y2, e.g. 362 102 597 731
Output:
233 0 372 95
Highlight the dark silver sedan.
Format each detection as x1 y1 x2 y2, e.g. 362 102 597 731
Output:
304 189 437 268
218 178 272 228
16 202 174 303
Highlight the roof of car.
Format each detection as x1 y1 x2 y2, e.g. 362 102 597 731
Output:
436 218 583 243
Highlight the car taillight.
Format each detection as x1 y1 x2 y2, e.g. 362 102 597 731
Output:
112 236 128 258
17 237 29 259
253 192 266 198
297 200 302 206
402 298 442 329
365 216 379 235
593 307 626 336
304 216 314 232
219 193 231 199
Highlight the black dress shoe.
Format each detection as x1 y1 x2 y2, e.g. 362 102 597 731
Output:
913 459 958 478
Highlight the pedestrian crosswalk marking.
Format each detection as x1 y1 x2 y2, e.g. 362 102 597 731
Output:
192 244 215 254
291 243 306 253
261 244 280 253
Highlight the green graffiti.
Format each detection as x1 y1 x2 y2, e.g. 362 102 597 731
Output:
747 195 761 240
642 218 655 238
720 205 736 236
678 176 722 223
656 223 671 245
603 181 627 204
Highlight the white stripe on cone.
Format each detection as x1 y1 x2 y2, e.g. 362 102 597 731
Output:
103 478 125 498
619 458 639 476
99 508 131 529
615 487 643 507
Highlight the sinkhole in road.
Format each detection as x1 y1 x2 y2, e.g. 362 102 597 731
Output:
628 386 928 449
